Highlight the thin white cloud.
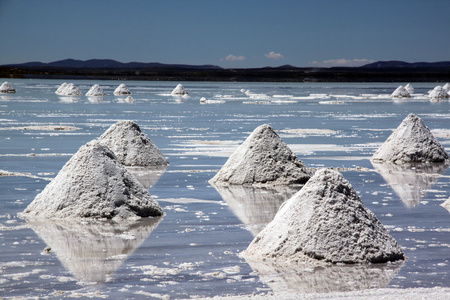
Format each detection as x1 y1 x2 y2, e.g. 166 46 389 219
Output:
308 58 375 68
221 54 246 61
265 52 284 60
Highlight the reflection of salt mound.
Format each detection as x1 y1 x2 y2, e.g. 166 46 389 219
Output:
28 217 162 284
85 84 106 96
98 120 169 167
244 168 405 264
443 198 450 212
209 124 311 186
245 258 402 294
429 86 449 100
21 140 163 219
0 82 16 93
372 161 448 208
390 85 410 98
114 83 131 95
125 96 135 103
171 84 189 96
372 114 449 163
405 83 414 94
126 166 168 189
58 83 82 96
211 184 300 236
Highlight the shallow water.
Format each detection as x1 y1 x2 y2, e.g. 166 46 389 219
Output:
1 79 449 299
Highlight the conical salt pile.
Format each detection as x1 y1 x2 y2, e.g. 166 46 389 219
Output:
21 140 163 219
372 114 449 163
0 82 16 93
390 85 410 98
209 124 311 186
428 86 449 100
114 83 131 95
59 83 82 96
86 84 106 96
171 84 189 96
243 168 405 264
98 120 169 166
55 82 68 95
404 83 414 94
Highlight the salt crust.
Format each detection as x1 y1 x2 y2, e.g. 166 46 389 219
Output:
243 168 405 264
209 124 312 186
171 84 189 96
114 83 132 95
20 140 163 219
98 120 169 166
0 82 16 93
371 114 449 163
85 84 106 96
390 85 410 98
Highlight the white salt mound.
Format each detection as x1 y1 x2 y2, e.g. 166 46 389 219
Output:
243 168 405 264
0 82 16 93
390 85 410 98
209 124 312 186
428 86 449 99
404 83 414 94
58 83 82 96
443 82 450 91
171 84 189 96
372 113 449 163
98 120 169 167
125 96 135 103
85 84 106 96
55 83 68 95
114 83 131 95
442 197 450 211
20 140 163 219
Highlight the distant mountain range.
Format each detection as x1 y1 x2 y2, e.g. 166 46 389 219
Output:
3 58 223 70
3 59 450 69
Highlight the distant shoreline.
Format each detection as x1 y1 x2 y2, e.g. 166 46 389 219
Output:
1 66 449 82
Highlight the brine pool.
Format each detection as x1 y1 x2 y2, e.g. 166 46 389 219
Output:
1 79 449 299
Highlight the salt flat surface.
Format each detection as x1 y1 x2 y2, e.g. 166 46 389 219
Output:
0 80 449 299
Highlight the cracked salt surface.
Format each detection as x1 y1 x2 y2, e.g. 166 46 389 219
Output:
1 80 450 298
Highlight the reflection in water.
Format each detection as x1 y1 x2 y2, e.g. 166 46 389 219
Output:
58 96 80 103
371 161 448 208
126 166 168 189
87 96 104 103
211 184 301 236
28 217 163 284
245 258 403 294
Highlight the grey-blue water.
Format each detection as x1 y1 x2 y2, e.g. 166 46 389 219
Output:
1 79 449 299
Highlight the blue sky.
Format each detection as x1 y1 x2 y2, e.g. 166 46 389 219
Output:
1 0 449 68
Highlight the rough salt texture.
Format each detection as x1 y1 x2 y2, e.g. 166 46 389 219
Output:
243 168 405 264
58 83 82 96
171 84 189 96
428 86 449 99
404 83 414 94
86 84 106 96
55 82 68 95
98 120 169 166
390 86 410 98
443 83 450 91
114 83 131 95
209 124 312 186
21 140 163 219
0 82 16 93
372 114 449 163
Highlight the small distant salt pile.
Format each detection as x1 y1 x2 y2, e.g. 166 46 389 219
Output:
58 83 82 96
85 84 106 96
404 83 414 94
55 83 68 95
428 86 449 100
372 114 449 163
98 120 169 167
243 168 405 264
209 124 312 186
390 85 410 98
443 197 450 212
443 83 450 92
0 82 16 93
114 83 131 95
21 140 163 219
171 84 189 96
